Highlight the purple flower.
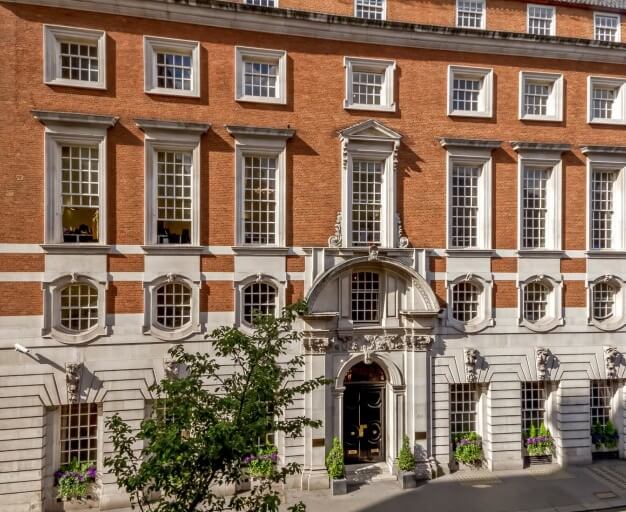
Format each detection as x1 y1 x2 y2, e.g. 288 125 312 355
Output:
270 452 278 462
86 467 97 479
54 470 64 480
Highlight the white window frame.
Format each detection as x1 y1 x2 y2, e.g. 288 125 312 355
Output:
34 111 117 247
136 119 209 247
235 274 284 330
519 72 563 122
354 0 387 20
455 0 486 29
443 140 497 251
43 25 106 90
43 273 107 344
594 12 621 42
446 274 493 333
227 126 294 247
588 275 625 331
344 57 396 112
513 144 564 252
518 274 563 332
144 273 200 341
245 0 278 6
340 120 402 248
588 76 626 125
235 47 287 105
144 36 200 98
527 4 556 36
447 65 493 118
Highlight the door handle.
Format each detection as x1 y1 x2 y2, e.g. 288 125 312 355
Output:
358 424 368 438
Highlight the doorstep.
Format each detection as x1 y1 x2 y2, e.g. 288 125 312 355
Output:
345 462 397 483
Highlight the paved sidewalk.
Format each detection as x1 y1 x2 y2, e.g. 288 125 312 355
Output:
281 461 626 512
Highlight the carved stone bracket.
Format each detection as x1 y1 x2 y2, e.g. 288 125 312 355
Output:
396 214 409 248
605 346 620 379
368 245 379 261
328 211 342 248
303 337 332 354
464 348 478 383
405 335 434 351
65 362 82 403
164 358 180 379
535 347 550 380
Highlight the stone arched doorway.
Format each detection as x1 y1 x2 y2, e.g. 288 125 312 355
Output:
343 362 387 463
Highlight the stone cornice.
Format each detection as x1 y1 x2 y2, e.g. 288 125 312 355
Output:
8 0 626 65
135 118 211 134
439 138 502 151
581 145 626 156
32 110 118 128
225 125 295 140
511 142 572 154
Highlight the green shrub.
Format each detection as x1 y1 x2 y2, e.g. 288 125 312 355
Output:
454 432 482 465
525 422 554 456
603 421 619 449
55 459 97 501
325 437 345 479
247 444 278 478
397 435 416 472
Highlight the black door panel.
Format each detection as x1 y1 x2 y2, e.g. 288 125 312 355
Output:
343 385 384 463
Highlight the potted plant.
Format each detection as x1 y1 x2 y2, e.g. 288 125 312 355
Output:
453 432 482 469
396 435 417 489
245 444 278 490
54 459 98 509
592 421 619 452
325 437 347 496
525 423 554 464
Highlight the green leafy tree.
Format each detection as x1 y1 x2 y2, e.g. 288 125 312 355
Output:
396 435 416 472
105 302 327 512
325 437 345 480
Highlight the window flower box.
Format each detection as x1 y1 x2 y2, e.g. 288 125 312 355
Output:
453 432 483 469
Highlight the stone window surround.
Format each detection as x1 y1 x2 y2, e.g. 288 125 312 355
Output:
343 56 396 112
447 65 494 118
43 273 108 344
445 273 493 333
135 118 210 248
518 71 564 122
455 0 486 30
581 145 626 254
33 110 118 249
143 273 201 341
518 274 563 332
593 12 621 42
512 143 569 254
235 46 288 105
227 125 294 248
43 24 107 90
441 138 501 252
587 76 626 125
143 35 201 98
354 0 387 20
234 273 285 330
588 275 625 331
526 4 556 36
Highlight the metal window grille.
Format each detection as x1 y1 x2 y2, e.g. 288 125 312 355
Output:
522 167 549 249
523 282 549 322
452 281 480 322
60 403 98 465
245 0 276 6
521 382 546 435
592 87 616 119
156 282 192 329
244 61 278 98
595 14 619 42
351 160 383 246
457 0 484 28
351 271 380 323
59 41 98 82
593 282 616 321
244 156 277 245
451 165 480 248
528 6 554 35
590 379 614 428
355 0 385 20
61 145 99 209
243 282 277 324
157 150 192 224
591 170 617 249
450 383 477 438
60 283 98 333
352 71 383 106
452 77 481 112
156 52 193 91
524 82 551 116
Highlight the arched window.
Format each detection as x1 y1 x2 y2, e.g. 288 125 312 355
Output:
60 283 98 333
451 281 480 322
243 282 277 325
155 282 192 329
344 362 386 384
592 282 616 321
523 282 550 323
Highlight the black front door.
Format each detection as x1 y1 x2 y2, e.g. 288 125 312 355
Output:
343 385 384 463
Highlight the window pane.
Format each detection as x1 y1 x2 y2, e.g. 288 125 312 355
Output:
243 282 277 324
524 81 551 116
450 165 480 248
452 77 481 112
352 71 383 105
450 383 477 438
528 6 554 35
590 380 614 429
155 282 192 329
457 0 484 28
60 403 98 466
60 41 98 82
245 0 275 5
452 281 480 322
523 282 549 322
591 170 617 249
156 150 193 245
351 160 383 246
521 167 550 249
351 271 379 323
156 51 193 91
355 0 385 20
592 87 617 120
244 156 277 245
244 60 278 98
592 282 616 321
60 283 98 333
521 382 546 435
595 14 619 42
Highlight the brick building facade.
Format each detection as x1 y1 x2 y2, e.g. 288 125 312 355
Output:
2 0 626 509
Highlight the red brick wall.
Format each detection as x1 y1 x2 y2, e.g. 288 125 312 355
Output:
0 254 44 272
287 280 305 304
0 282 41 315
491 257 517 273
201 281 234 312
200 255 235 272
107 281 143 314
564 280 586 307
493 281 518 308
107 255 144 272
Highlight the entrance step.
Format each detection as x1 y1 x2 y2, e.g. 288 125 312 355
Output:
345 462 397 483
